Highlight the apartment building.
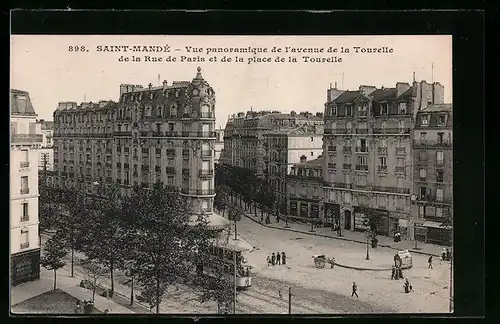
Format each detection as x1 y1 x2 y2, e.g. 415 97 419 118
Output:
322 80 445 237
264 121 323 207
10 89 42 286
221 110 323 178
52 67 218 216
37 119 54 171
214 127 224 165
411 104 452 245
286 155 324 220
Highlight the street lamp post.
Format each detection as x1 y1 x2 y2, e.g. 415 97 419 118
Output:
365 231 371 260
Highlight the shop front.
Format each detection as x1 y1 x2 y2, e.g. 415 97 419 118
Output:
289 200 298 216
11 248 40 286
323 203 340 226
353 206 390 236
299 203 309 218
414 223 427 242
424 221 452 246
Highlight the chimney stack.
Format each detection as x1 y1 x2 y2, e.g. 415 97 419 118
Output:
148 83 153 90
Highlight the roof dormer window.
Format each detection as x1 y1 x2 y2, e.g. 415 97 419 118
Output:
398 102 407 114
437 114 446 126
421 114 429 126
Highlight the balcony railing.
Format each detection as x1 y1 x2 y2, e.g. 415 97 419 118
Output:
355 164 368 171
20 242 30 249
395 147 406 155
166 167 176 174
332 182 353 189
21 214 29 222
11 134 43 143
413 139 452 147
20 188 30 195
199 112 215 118
372 128 411 135
355 128 369 134
199 169 214 176
324 129 353 135
377 147 388 155
355 147 369 153
20 161 30 168
395 166 406 173
180 188 215 196
342 146 352 154
372 185 410 195
342 163 352 170
378 165 388 172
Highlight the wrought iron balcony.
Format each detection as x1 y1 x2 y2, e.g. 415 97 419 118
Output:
180 188 215 196
20 242 30 249
342 163 352 170
395 147 406 155
342 146 352 154
20 188 30 195
11 134 43 143
355 164 368 171
395 166 406 173
377 165 388 172
377 147 388 155
199 169 214 176
413 139 452 147
20 161 30 168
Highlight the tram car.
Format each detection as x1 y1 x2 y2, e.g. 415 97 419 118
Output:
198 243 252 290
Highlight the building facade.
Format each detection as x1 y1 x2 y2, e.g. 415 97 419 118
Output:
52 67 218 215
221 110 323 178
286 155 324 220
10 89 42 286
214 127 224 165
322 81 445 237
410 104 452 245
264 121 323 207
37 119 54 171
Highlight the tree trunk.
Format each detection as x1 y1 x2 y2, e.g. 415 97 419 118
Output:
70 229 74 277
53 269 57 290
110 260 114 296
155 278 160 314
92 284 96 303
130 276 134 306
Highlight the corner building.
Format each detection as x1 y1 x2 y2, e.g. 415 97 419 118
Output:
322 81 444 238
52 67 217 214
10 89 42 285
410 104 452 245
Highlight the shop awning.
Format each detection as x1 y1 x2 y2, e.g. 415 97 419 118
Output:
423 221 452 229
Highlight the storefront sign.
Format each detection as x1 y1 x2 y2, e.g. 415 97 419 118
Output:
324 203 340 223
414 224 426 236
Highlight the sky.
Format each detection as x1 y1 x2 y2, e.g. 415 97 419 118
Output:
10 35 452 129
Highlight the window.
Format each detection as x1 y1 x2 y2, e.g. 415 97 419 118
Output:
357 155 367 165
331 106 337 116
20 230 29 249
420 132 427 141
419 168 427 179
379 156 387 167
397 177 403 188
201 200 210 211
346 105 352 116
381 121 387 129
421 115 429 126
436 133 445 145
398 120 405 130
419 205 425 217
436 188 443 201
436 169 444 183
356 138 367 152
398 102 407 114
380 138 387 147
419 187 426 199
21 176 29 194
438 115 446 126
170 104 177 116
167 175 174 186
21 203 29 222
396 157 405 167
346 122 352 130
436 151 444 164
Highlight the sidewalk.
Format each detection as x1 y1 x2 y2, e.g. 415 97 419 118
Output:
11 266 134 314
231 203 443 258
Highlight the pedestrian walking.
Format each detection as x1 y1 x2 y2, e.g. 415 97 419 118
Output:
281 252 287 265
271 253 276 266
391 266 396 280
276 251 281 265
278 290 283 299
266 255 271 267
428 256 433 269
351 282 358 298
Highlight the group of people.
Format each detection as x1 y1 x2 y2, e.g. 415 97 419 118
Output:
267 252 287 266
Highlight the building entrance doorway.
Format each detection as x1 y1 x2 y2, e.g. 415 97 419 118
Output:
344 210 351 230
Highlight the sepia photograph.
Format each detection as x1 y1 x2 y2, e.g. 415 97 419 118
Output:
10 34 454 315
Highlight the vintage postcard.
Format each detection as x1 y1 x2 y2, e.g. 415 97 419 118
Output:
10 34 453 315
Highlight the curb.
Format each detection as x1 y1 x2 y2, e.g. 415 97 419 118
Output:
239 208 441 258
333 263 392 271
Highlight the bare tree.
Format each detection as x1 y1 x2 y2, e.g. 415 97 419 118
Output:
81 258 107 303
